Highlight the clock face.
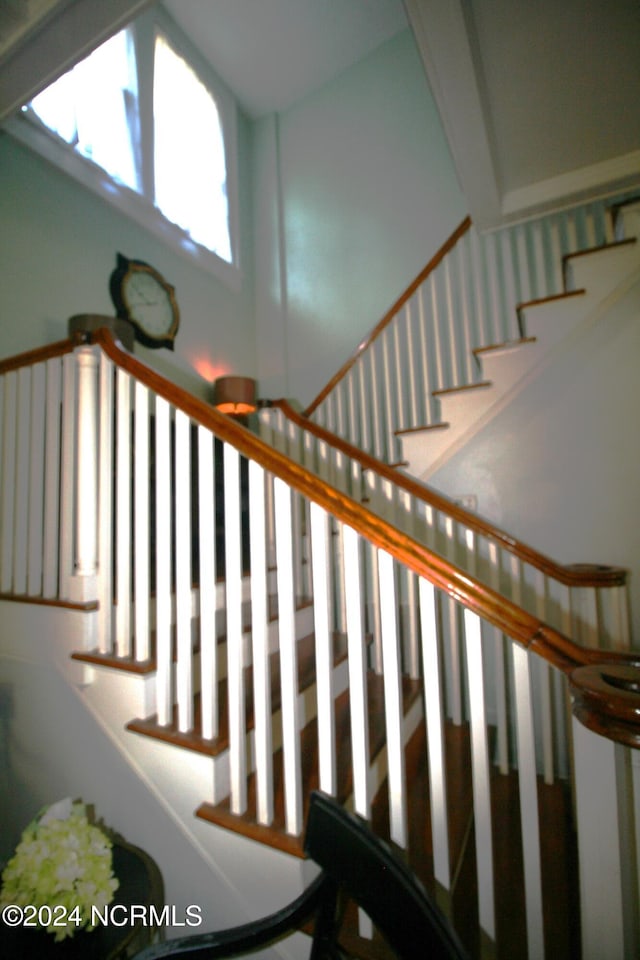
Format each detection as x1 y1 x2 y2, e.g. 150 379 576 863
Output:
123 270 175 337
109 254 179 350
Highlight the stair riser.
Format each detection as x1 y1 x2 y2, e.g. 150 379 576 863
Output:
478 344 541 390
520 295 589 352
566 241 640 298
436 386 493 424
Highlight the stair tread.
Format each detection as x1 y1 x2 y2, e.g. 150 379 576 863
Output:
394 421 449 437
126 631 349 757
516 288 586 311
433 380 491 398
473 337 536 356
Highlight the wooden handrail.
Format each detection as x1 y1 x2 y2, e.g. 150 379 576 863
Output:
0 329 636 743
303 216 472 417
91 327 640 745
267 399 627 589
0 335 79 374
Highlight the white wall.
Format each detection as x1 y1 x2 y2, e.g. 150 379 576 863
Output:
254 28 466 405
430 274 640 645
0 127 256 400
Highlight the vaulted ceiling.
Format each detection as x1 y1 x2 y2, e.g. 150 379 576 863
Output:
1 0 638 230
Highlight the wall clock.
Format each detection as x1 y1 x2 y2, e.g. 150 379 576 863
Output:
109 253 180 350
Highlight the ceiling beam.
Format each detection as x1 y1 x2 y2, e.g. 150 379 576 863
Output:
404 0 502 230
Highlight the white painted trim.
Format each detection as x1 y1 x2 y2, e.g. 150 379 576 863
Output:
404 0 502 228
502 150 640 220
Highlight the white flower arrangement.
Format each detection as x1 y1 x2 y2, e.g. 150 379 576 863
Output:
0 798 119 941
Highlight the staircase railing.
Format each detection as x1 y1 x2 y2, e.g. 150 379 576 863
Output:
304 195 634 466
0 336 95 607
259 398 631 736
1 329 638 959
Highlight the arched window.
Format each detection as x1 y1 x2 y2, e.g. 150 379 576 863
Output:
29 29 140 193
153 33 230 262
12 10 237 281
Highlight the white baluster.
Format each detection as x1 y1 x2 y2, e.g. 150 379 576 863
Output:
310 502 336 797
225 442 247 814
512 644 544 959
533 568 554 784
444 515 463 724
249 458 273 823
429 272 445 391
291 489 304 600
59 355 76 599
404 569 419 679
364 540 381 674
515 223 532 307
500 228 519 341
378 548 408 848
548 215 564 296
417 284 433 423
96 354 113 652
27 362 46 595
134 381 150 661
73 347 99 600
469 226 490 347
335 380 346 441
357 358 370 454
0 372 17 593
443 253 459 385
419 577 451 890
572 721 639 960
333 520 347 636
368 346 383 460
380 327 394 460
343 524 371 819
489 540 509 774
155 396 172 726
174 410 193 731
485 231 503 344
531 220 546 300
393 316 405 433
405 297 419 427
115 368 131 656
14 367 31 595
458 234 475 383
274 476 302 835
346 367 358 447
464 607 495 942
43 358 62 600
198 426 218 741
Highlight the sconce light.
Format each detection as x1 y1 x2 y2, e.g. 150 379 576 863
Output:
212 376 257 416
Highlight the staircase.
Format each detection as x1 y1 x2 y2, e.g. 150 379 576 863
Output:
1 221 639 959
304 196 640 478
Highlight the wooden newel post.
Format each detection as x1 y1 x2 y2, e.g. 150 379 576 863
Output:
72 345 99 601
570 663 640 960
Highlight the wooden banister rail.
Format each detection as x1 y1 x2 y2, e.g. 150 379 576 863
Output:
266 398 627 590
0 336 79 373
93 327 639 747
302 216 473 418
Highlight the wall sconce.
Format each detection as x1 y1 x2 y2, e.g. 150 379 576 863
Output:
212 376 257 415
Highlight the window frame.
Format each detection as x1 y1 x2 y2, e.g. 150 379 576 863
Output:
3 5 241 291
